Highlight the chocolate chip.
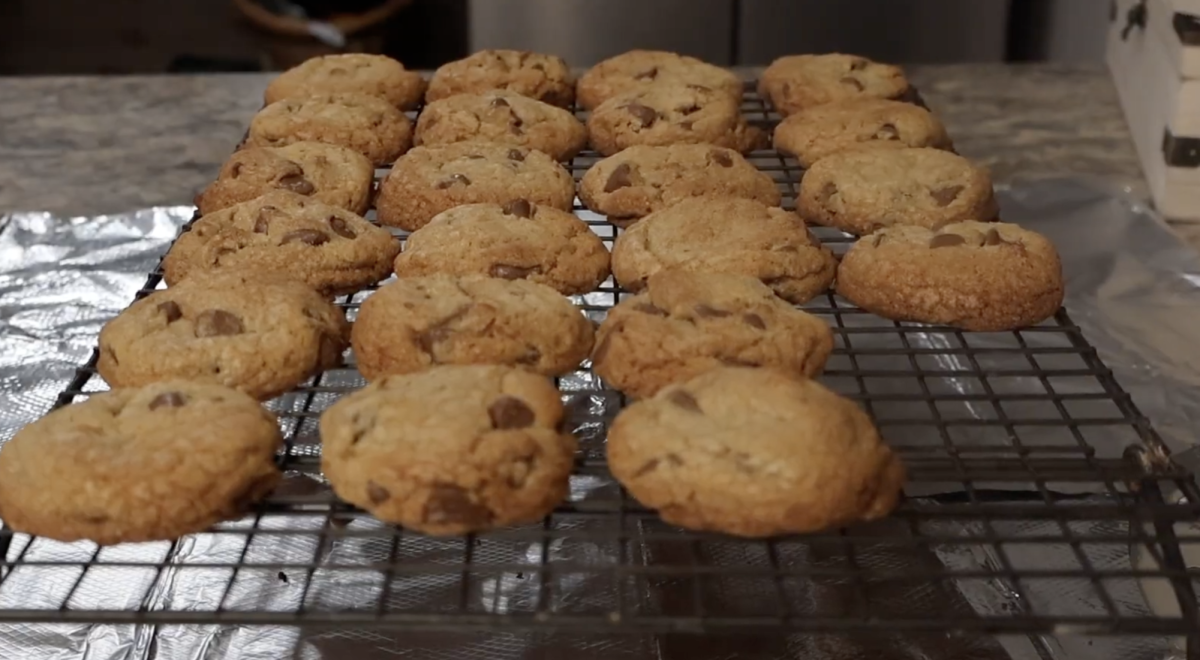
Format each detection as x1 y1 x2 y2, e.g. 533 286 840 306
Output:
280 229 329 246
149 391 186 410
694 304 731 319
929 233 967 248
983 228 1008 246
229 162 243 178
194 309 245 337
509 113 525 135
712 151 733 167
624 103 658 128
157 300 182 323
367 481 390 504
490 96 510 108
632 302 667 316
819 182 839 206
840 76 865 92
507 149 526 162
743 313 766 330
875 123 900 140
930 185 964 207
253 206 278 233
634 67 658 80
666 389 701 413
329 216 356 239
277 173 314 195
850 57 870 71
502 199 533 218
604 163 634 192
436 173 472 189
490 264 537 279
489 395 535 429
516 346 542 365
417 306 471 355
423 483 493 526
676 103 701 115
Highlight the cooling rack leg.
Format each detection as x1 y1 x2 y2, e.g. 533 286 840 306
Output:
0 525 10 579
1139 479 1200 660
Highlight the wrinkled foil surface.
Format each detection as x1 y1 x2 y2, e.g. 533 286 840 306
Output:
0 177 1197 660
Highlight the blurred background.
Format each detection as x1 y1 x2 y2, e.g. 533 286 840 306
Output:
0 0 1112 75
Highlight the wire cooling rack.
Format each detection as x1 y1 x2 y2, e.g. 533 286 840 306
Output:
1 84 1199 655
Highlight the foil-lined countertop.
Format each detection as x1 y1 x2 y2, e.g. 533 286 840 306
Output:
0 64 1155 223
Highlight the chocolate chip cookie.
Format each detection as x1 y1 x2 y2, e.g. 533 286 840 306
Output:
773 99 952 168
196 141 374 216
758 53 911 116
264 53 426 110
836 221 1065 331
0 381 282 544
797 148 999 235
610 197 836 304
352 275 594 380
578 144 781 225
162 190 399 296
592 271 833 399
393 202 610 295
98 272 349 401
576 49 742 110
415 90 587 161
376 142 576 232
246 93 413 166
607 367 906 537
427 49 575 108
587 83 765 157
320 365 576 536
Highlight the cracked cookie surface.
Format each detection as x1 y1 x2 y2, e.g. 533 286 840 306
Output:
610 196 836 304
351 275 594 380
319 365 576 536
836 221 1064 331
162 190 399 296
246 92 413 166
393 202 610 295
587 83 764 156
592 271 833 398
427 49 575 107
98 272 349 401
576 49 741 110
196 141 374 216
265 53 426 110
758 53 910 116
579 144 781 225
797 147 998 235
607 367 905 537
415 90 587 161
773 98 952 168
0 380 282 544
376 142 575 232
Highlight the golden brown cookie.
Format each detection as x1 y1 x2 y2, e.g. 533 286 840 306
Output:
576 49 742 110
797 147 999 235
196 141 374 216
607 367 905 538
245 93 413 166
351 275 594 380
376 142 576 232
610 196 836 304
578 144 781 225
98 272 349 401
592 271 833 398
264 53 426 110
836 221 1065 331
773 99 952 168
162 190 399 296
393 201 610 295
758 53 910 116
0 380 282 544
427 49 575 107
587 83 765 157
320 365 576 536
414 90 587 161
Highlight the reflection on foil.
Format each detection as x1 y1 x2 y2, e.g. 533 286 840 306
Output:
0 177 1198 659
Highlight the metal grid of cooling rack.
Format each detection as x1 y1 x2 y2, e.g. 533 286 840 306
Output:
1 84 1199 652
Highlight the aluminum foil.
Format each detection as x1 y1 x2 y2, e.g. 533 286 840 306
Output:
0 177 1197 660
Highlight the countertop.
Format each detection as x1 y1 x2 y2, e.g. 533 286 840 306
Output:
0 63 1176 239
